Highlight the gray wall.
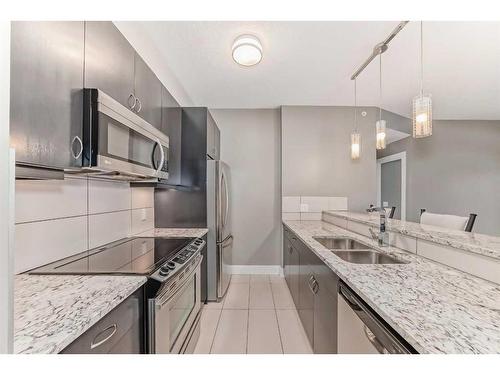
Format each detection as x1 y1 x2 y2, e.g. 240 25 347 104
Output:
378 119 500 236
281 106 377 212
381 160 402 220
211 109 282 266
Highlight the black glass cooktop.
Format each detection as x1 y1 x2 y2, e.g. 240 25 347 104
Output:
29 237 193 275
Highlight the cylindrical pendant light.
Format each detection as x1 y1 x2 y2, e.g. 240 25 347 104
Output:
413 21 433 138
376 53 386 150
351 79 361 160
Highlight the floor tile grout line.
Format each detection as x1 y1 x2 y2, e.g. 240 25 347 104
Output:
270 275 285 354
208 307 224 354
246 280 250 354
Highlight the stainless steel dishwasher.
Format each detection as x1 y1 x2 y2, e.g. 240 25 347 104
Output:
337 281 416 354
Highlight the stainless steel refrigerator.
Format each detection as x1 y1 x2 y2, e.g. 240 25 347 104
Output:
207 160 232 301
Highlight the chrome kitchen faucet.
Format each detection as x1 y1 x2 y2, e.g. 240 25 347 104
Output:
367 206 389 247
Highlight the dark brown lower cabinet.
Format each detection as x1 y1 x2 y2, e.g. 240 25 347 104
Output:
61 287 144 354
283 225 338 353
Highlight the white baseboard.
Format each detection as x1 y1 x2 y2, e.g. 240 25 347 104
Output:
228 265 283 276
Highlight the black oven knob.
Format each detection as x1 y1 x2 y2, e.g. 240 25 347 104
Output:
159 267 169 277
167 262 176 270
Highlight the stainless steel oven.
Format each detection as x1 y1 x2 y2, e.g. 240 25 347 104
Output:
81 88 169 181
148 252 202 354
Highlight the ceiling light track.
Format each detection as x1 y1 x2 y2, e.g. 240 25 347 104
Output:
350 21 409 80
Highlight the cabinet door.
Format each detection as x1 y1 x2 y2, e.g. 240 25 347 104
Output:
206 112 220 160
297 242 314 346
283 231 291 288
313 262 338 354
134 54 162 129
61 288 144 354
289 238 300 308
84 21 135 109
10 21 85 169
161 85 181 184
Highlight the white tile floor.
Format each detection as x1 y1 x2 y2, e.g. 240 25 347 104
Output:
194 274 313 354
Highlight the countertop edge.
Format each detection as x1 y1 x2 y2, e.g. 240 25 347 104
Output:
323 211 500 261
14 275 147 354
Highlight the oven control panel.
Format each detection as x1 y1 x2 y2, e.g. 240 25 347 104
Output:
151 238 205 282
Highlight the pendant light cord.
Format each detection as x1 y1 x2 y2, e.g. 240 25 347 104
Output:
420 21 424 97
379 53 382 121
354 78 357 132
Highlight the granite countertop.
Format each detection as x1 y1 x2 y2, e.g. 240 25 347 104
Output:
324 210 500 260
135 227 209 238
14 274 147 354
283 219 500 354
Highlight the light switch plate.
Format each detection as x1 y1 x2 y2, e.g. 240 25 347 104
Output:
141 208 147 221
300 203 309 212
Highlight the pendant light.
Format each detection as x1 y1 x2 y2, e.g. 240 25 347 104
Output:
413 21 432 138
376 53 386 150
351 79 361 160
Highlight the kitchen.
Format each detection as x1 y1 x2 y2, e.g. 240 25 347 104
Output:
1 1 500 373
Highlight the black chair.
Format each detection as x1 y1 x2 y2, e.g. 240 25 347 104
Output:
388 206 396 219
420 208 477 232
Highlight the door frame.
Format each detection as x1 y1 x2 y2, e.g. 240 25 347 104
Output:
376 151 407 221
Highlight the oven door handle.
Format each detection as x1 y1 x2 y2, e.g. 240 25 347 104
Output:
156 256 202 308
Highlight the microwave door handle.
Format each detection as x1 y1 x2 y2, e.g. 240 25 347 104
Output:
154 139 165 175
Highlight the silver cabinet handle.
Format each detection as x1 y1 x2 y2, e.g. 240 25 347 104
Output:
128 93 137 110
90 324 117 350
312 278 319 294
308 275 316 294
363 325 388 354
153 139 164 175
71 136 83 159
135 97 142 113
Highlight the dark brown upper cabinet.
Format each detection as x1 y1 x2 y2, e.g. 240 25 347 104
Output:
10 21 85 170
134 54 162 130
84 21 136 110
161 85 182 184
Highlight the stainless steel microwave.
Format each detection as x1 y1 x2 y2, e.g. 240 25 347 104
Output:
81 89 169 181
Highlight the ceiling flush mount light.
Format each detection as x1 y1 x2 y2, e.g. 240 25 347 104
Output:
376 54 386 150
232 35 262 66
413 21 433 138
351 79 361 160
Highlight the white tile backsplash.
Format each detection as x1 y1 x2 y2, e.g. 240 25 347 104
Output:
14 176 155 274
131 207 155 235
15 216 88 273
282 212 301 221
15 177 87 223
300 196 330 212
300 212 322 221
328 196 348 211
282 196 300 213
89 210 132 249
88 179 131 214
131 187 154 209
282 196 348 221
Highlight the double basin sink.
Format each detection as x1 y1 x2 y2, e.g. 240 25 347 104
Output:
313 237 408 264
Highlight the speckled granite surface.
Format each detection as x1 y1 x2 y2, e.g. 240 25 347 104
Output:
284 219 500 354
324 211 500 260
135 227 208 238
14 275 146 354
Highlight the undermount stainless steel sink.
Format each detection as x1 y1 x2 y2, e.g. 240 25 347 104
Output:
331 250 408 264
313 236 408 264
313 236 371 250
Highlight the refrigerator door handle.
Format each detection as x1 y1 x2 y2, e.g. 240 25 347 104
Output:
217 234 233 246
222 170 229 232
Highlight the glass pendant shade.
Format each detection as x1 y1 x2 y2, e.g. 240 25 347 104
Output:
351 132 361 160
413 94 432 138
375 120 386 150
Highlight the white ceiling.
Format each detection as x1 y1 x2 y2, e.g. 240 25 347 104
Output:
117 21 500 120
